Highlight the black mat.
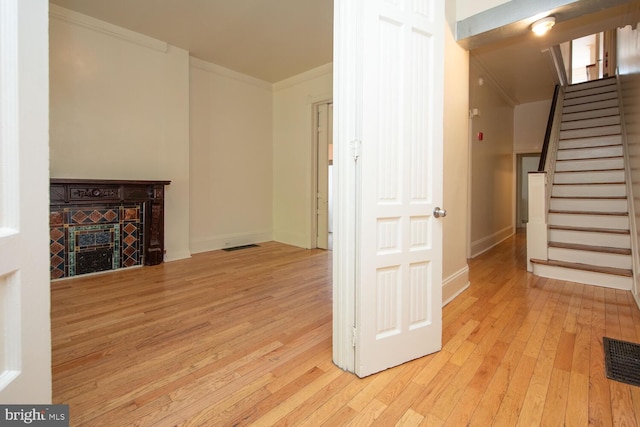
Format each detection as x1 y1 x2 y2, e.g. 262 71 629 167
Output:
222 244 259 252
603 337 640 387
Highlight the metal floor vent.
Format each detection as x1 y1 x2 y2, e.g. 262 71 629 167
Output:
222 244 260 252
603 337 640 387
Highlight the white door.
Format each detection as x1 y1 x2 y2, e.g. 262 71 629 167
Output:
333 0 445 377
316 103 330 249
0 0 52 403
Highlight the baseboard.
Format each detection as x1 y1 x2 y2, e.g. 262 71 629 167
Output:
190 231 273 254
272 230 311 249
443 265 470 306
471 226 514 258
164 250 192 262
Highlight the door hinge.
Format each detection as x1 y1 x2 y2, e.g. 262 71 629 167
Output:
350 140 362 161
352 326 357 347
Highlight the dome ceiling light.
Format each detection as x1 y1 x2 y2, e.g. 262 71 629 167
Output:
531 16 556 36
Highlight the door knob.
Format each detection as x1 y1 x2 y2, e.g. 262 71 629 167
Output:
433 207 447 218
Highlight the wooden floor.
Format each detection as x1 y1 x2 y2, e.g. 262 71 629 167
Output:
52 232 640 426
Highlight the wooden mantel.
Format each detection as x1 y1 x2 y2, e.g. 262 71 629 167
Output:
49 178 170 279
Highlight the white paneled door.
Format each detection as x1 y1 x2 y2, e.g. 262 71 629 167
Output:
333 0 445 377
0 0 51 403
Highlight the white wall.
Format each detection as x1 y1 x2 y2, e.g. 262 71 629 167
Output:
189 58 273 253
443 0 471 304
514 99 552 153
469 61 515 257
272 65 333 248
49 6 191 261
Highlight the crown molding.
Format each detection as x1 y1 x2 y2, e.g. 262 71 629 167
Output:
189 56 272 91
273 63 333 92
49 4 168 54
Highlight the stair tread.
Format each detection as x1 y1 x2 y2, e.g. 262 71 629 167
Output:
554 168 624 173
559 133 621 141
548 241 631 255
557 155 623 161
551 195 627 199
549 225 630 234
552 182 625 185
549 210 628 216
530 258 632 277
562 114 620 123
558 143 622 150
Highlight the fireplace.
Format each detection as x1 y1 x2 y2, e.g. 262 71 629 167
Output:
50 179 170 279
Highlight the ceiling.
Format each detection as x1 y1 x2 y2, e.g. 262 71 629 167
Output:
49 0 640 104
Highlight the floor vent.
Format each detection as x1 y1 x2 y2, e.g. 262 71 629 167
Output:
603 337 640 387
222 244 260 252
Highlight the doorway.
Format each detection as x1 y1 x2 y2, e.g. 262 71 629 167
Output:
313 101 333 250
516 153 541 229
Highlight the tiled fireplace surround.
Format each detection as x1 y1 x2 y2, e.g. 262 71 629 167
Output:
50 179 170 279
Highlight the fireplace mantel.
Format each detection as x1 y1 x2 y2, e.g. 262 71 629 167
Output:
50 178 170 279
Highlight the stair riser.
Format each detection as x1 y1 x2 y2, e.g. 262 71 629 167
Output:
565 85 617 99
557 145 622 160
531 263 632 290
561 116 620 131
549 229 631 249
555 158 624 171
548 247 632 269
565 79 616 92
549 198 628 212
562 107 619 122
548 213 629 229
551 184 626 197
563 93 618 107
560 125 621 140
559 134 621 149
563 98 619 114
553 170 624 184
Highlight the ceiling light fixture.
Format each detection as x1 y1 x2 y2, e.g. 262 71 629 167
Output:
531 16 556 36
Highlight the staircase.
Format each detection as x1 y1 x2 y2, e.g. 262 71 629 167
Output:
530 77 634 290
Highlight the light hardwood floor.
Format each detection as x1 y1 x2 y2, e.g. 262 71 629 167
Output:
52 232 640 426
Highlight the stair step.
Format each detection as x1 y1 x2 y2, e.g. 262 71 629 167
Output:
565 77 617 93
564 85 617 100
563 92 618 107
563 98 619 114
562 107 619 122
558 134 622 149
549 197 628 212
530 259 632 290
553 169 624 184
551 183 626 197
548 225 630 234
555 157 624 171
548 246 632 269
548 211 629 229
530 258 632 277
557 145 622 160
549 226 631 249
560 115 620 130
559 125 621 140
548 241 631 255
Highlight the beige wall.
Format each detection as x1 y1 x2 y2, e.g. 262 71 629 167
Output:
514 99 552 153
189 59 273 253
49 6 191 261
469 61 515 257
443 0 471 303
621 73 640 304
272 65 333 248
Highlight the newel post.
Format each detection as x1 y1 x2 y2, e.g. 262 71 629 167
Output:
527 172 548 272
